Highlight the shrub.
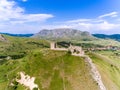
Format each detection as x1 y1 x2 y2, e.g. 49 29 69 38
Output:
33 87 38 90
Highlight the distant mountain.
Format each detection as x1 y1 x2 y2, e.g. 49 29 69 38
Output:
0 32 33 37
93 34 120 41
33 28 96 41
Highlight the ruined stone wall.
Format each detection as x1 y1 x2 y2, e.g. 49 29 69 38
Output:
50 42 84 56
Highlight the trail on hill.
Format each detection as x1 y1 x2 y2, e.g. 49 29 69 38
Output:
64 48 106 90
68 52 106 90
84 56 106 90
51 45 106 90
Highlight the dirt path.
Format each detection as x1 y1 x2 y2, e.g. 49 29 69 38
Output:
84 55 106 90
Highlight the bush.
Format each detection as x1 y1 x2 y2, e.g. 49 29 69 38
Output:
33 87 38 90
67 50 72 54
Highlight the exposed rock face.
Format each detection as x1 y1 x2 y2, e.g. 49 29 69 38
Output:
33 28 96 40
0 34 7 41
17 72 39 90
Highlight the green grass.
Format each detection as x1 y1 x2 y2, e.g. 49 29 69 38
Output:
2 35 120 90
88 52 120 90
0 35 49 59
74 39 120 47
17 85 26 90
49 70 63 90
0 48 99 90
95 50 120 68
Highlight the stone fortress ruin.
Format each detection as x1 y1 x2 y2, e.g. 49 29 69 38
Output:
50 42 84 56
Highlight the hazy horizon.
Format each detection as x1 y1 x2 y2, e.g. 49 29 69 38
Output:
1 28 120 35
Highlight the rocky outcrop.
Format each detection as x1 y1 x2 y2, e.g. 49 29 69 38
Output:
17 72 39 90
0 34 7 41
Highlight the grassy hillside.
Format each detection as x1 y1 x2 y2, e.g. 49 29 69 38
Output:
0 35 99 90
1 34 120 90
0 35 49 59
0 49 99 90
74 39 120 47
88 51 120 90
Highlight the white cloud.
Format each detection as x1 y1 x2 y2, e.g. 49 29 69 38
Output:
43 12 120 34
22 0 27 2
95 21 119 30
0 1 119 34
67 19 91 23
0 0 53 23
0 0 53 33
98 12 118 18
0 0 24 21
10 14 53 24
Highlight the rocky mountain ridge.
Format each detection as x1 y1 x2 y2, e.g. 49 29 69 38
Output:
33 28 96 41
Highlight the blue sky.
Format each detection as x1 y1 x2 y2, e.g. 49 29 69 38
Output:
0 0 120 34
